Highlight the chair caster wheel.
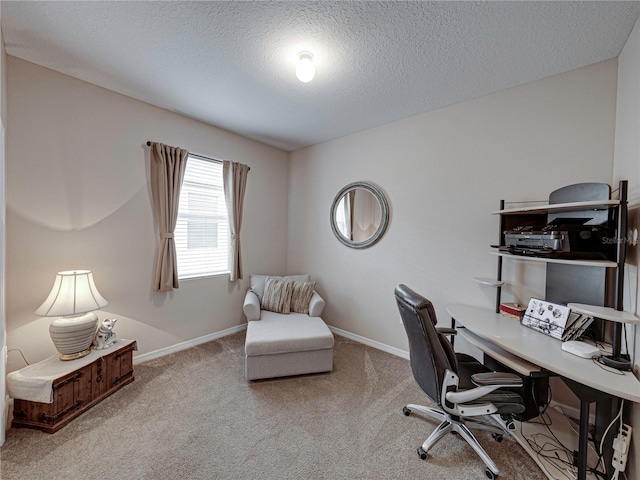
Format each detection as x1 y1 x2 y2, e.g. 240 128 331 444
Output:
417 447 428 460
403 407 411 416
492 432 503 443
485 467 498 479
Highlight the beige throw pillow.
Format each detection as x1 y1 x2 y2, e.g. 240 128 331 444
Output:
250 274 311 301
290 281 316 314
261 278 293 314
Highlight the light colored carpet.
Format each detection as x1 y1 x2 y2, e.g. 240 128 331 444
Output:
1 332 546 479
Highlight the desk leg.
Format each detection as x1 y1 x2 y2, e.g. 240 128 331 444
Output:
577 399 590 480
451 317 455 348
563 377 614 480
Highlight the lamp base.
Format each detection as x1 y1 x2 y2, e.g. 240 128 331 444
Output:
59 347 93 361
49 312 100 361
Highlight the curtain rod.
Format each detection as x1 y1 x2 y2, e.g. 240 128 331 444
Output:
146 141 249 170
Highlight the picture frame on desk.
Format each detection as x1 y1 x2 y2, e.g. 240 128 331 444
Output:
521 298 572 340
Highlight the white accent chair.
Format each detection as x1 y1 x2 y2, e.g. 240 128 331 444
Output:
243 274 334 381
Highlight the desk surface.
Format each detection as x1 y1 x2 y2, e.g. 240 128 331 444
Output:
447 305 640 403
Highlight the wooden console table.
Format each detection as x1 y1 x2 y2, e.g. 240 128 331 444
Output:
8 339 136 433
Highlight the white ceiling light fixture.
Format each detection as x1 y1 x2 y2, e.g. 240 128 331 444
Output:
295 51 315 83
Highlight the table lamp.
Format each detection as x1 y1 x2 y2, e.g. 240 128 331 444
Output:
36 270 108 360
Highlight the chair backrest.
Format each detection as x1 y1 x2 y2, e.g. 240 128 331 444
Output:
395 284 458 404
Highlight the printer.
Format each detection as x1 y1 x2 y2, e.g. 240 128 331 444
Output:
504 217 614 260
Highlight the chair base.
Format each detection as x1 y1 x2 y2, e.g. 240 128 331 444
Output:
404 403 505 478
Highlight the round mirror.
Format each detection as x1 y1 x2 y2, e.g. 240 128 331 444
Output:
330 182 389 249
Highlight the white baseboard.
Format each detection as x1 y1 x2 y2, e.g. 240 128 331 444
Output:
132 324 407 366
133 324 247 364
329 326 409 360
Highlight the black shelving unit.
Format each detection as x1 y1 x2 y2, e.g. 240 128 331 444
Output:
489 180 630 480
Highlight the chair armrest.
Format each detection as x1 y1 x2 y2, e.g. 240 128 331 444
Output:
243 290 261 321
471 372 523 388
308 291 325 317
436 327 457 336
445 385 502 404
442 369 521 405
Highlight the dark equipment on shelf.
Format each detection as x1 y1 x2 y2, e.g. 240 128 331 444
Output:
504 217 614 260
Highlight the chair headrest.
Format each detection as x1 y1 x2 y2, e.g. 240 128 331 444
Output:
395 284 433 313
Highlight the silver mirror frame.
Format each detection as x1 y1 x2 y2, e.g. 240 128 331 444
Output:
330 181 389 249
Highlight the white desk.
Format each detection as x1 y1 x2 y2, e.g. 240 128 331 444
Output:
448 305 640 402
447 305 640 480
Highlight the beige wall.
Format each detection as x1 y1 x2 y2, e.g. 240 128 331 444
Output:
613 15 640 478
288 60 617 354
5 57 289 371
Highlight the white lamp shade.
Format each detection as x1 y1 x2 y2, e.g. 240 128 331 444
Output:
36 270 108 317
295 52 315 83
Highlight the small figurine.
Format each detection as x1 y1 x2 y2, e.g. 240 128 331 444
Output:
93 318 117 350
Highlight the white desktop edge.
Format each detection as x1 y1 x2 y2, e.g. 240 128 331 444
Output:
446 305 640 403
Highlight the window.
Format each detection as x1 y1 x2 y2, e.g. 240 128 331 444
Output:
175 154 229 279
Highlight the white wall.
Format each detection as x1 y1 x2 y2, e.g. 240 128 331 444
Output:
5 57 289 371
613 15 640 478
288 60 617 355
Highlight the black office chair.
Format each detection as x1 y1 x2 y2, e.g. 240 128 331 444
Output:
395 284 525 480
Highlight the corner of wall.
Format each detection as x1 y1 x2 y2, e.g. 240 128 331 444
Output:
612 13 640 479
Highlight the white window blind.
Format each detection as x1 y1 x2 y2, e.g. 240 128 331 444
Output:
175 155 229 279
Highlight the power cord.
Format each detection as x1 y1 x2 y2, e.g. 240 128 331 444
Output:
591 357 627 375
521 396 608 479
520 391 579 478
7 348 30 366
552 404 604 474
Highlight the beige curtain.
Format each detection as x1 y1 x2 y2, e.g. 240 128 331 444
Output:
223 160 250 281
149 142 189 291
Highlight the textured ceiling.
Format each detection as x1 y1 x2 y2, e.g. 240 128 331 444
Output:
2 1 639 151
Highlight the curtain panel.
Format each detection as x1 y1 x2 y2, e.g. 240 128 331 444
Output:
149 142 189 291
347 190 356 241
223 160 250 281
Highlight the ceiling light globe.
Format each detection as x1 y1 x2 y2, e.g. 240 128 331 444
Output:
296 52 315 83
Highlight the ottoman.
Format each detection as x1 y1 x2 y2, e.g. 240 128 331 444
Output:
245 311 334 381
